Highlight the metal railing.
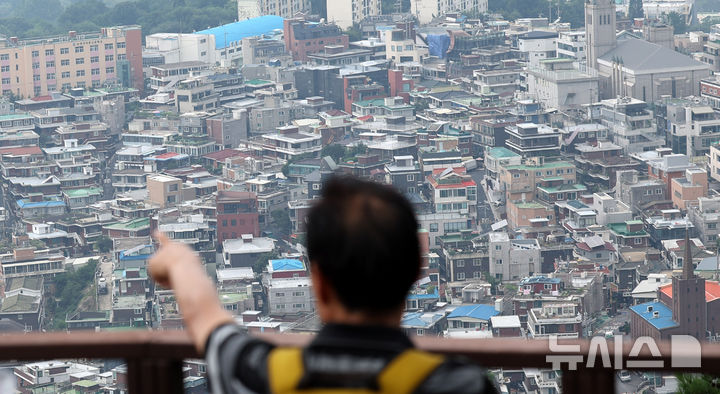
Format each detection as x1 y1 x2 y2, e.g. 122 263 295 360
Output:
0 330 717 393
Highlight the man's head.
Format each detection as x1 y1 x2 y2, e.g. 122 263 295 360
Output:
306 176 420 325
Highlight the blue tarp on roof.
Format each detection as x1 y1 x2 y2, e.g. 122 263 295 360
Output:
447 304 499 321
196 15 285 49
427 34 450 59
17 199 65 209
520 276 562 285
270 259 304 271
629 301 679 330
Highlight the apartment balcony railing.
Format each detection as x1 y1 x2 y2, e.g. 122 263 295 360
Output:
1 330 718 394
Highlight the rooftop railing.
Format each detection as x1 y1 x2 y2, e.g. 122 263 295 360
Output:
0 330 716 393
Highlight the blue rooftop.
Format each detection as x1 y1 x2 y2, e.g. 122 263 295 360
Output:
447 304 499 321
17 199 65 209
520 276 562 285
270 259 305 271
401 311 445 328
119 245 154 261
407 288 439 300
630 301 679 330
196 15 285 49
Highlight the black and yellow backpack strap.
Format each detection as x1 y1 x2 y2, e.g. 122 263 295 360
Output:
267 347 445 394
377 349 445 393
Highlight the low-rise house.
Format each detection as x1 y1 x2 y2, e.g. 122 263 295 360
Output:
490 315 522 337
222 235 275 269
526 303 582 339
267 277 313 316
401 311 447 337
608 220 650 249
447 304 499 330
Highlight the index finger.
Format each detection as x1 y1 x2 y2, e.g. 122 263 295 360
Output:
153 230 170 246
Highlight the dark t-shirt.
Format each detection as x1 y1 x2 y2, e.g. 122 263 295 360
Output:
205 323 497 394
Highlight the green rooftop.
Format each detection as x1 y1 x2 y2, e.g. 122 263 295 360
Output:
219 292 249 304
104 217 150 231
0 112 31 121
608 222 647 236
72 380 98 388
245 79 272 86
0 294 38 312
63 187 103 198
537 183 587 193
488 147 520 159
504 161 573 171
513 201 547 209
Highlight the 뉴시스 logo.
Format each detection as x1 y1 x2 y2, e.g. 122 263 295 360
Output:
546 335 701 370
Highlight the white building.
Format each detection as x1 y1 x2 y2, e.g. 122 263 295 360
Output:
526 58 599 109
237 0 261 19
590 192 632 226
410 0 488 24
327 0 381 30
517 31 558 68
599 97 664 154
144 33 216 66
488 232 541 281
384 29 428 64
556 30 586 62
267 277 314 316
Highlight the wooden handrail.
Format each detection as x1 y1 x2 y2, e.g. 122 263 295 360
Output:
0 330 713 393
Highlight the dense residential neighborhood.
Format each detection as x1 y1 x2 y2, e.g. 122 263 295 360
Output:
0 0 719 391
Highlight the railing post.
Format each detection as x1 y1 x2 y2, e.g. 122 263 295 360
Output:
561 367 616 394
127 357 185 394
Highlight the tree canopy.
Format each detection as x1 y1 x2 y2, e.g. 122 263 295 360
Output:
0 0 238 39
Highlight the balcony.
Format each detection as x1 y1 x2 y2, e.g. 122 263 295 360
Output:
2 330 720 393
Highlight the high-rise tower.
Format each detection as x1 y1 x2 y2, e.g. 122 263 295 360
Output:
585 0 617 70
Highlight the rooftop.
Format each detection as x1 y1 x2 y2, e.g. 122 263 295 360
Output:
629 301 679 330
447 304 499 321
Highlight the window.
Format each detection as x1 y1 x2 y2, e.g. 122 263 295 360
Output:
407 174 414 181
106 67 114 74
0 54 8 61
275 304 285 309
312 184 320 190
91 56 99 63
60 47 69 54
76 58 84 65
45 49 54 56
495 245 501 250
75 46 84 53
544 284 553 290
1 78 9 85
456 260 465 267
76 70 85 77
293 291 304 297
133 308 143 314
496 259 503 264
47 73 55 80
90 44 99 52
473 272 482 279
473 259 481 266
457 272 465 280
61 59 70 66
33 75 40 82
105 43 114 50
61 71 70 78
46 61 55 68
105 55 114 61
429 223 438 232
31 50 39 57
275 292 285 297
0 66 8 72
634 238 643 245
32 62 39 69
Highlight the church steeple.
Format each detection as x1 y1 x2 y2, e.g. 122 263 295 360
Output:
585 0 617 70
684 225 694 279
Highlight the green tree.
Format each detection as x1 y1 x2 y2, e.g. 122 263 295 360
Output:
271 209 292 237
320 144 346 162
345 25 362 42
677 374 720 393
628 0 644 19
95 236 113 253
666 11 688 34
252 251 279 274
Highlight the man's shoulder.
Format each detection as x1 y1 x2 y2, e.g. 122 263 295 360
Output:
418 357 497 394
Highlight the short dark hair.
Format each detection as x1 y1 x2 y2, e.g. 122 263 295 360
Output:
306 176 420 313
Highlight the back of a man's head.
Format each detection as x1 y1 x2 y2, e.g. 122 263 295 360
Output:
306 176 420 314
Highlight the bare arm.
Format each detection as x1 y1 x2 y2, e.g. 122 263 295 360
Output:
149 232 234 354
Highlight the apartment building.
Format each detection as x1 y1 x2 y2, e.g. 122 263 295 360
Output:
411 0 489 24
504 123 561 157
328 0 382 30
0 26 142 98
667 102 720 158
283 18 349 62
426 167 478 225
599 97 663 154
688 196 720 244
